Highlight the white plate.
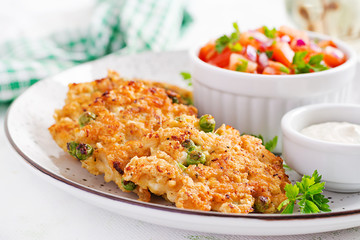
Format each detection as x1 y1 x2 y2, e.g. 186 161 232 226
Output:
5 51 360 236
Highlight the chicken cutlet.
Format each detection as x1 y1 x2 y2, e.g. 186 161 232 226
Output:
49 71 289 214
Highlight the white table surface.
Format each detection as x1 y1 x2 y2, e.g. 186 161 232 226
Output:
2 0 360 239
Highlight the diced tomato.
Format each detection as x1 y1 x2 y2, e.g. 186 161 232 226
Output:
323 46 346 67
271 41 295 67
199 42 216 62
308 41 322 54
278 26 309 44
198 25 347 74
318 40 337 48
268 61 289 73
208 48 232 68
239 32 262 49
290 39 309 52
256 27 265 34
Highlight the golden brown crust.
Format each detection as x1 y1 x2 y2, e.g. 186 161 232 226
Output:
49 70 289 214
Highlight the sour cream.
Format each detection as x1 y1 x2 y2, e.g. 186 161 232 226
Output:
301 122 360 144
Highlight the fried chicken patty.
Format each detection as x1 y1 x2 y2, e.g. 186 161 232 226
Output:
49 70 289 214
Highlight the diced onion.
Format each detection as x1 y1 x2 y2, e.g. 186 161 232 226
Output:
281 35 291 43
259 53 269 67
246 45 257 62
262 40 273 48
252 32 268 43
325 46 344 59
296 39 306 46
310 42 321 52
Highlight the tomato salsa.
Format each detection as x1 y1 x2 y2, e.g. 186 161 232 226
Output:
198 24 347 75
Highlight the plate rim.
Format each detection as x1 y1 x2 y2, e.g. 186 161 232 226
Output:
5 51 360 222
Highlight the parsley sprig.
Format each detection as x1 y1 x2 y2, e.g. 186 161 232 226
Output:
251 134 278 152
263 26 276 39
180 72 192 86
215 22 242 53
265 50 273 59
292 51 329 74
278 170 331 214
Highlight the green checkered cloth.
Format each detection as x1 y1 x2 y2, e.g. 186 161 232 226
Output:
0 0 192 102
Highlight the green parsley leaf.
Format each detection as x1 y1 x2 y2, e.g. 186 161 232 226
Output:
233 22 240 35
277 198 290 210
235 59 248 72
312 194 331 212
300 175 315 190
308 54 329 72
215 35 231 53
263 26 277 39
278 170 331 214
265 50 273 59
230 32 239 42
312 170 322 184
281 201 295 214
252 134 264 143
302 199 320 214
264 136 278 152
310 65 329 72
250 134 278 152
215 22 241 53
182 96 193 106
180 72 192 86
296 181 305 193
279 65 290 74
180 72 191 80
293 52 329 74
284 184 299 200
293 51 310 74
308 54 323 65
229 42 243 52
283 163 292 170
292 51 308 65
307 182 325 195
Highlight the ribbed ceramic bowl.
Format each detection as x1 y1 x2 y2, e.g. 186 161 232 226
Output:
189 32 357 153
281 103 360 192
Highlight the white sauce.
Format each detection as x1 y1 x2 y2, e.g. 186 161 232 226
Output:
301 122 360 144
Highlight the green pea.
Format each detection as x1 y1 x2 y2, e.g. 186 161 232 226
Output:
199 114 215 133
67 141 93 160
182 97 193 106
182 139 196 152
167 92 179 104
79 112 96 127
171 96 179 104
121 178 136 191
177 162 187 171
67 141 78 157
254 196 270 213
175 116 184 122
186 150 206 166
75 143 93 160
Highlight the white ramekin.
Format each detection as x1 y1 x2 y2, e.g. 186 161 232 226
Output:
189 32 357 153
281 103 360 192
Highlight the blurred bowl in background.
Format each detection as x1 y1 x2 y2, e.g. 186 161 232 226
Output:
285 0 360 53
189 31 357 153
